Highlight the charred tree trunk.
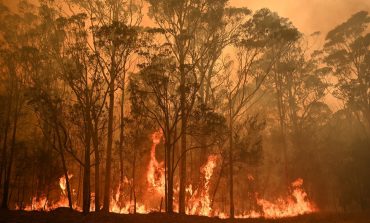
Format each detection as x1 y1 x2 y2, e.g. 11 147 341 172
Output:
274 71 289 186
92 118 100 211
228 106 235 218
103 83 114 211
165 128 174 213
130 141 137 214
83 110 92 213
179 63 187 214
55 127 73 209
119 76 126 184
103 72 115 212
1 95 19 209
0 72 14 195
211 154 225 209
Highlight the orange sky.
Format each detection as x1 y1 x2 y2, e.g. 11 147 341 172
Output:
3 0 368 109
230 0 370 35
3 0 370 36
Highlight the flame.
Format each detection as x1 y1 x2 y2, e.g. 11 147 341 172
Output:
109 179 149 214
23 196 49 211
20 174 73 211
16 131 317 219
59 173 73 196
187 155 218 216
236 178 316 219
110 130 165 214
147 130 165 196
255 178 316 218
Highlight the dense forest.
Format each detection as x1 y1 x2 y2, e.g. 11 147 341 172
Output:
0 0 369 220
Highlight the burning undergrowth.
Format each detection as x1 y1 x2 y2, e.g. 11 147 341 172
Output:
15 131 316 219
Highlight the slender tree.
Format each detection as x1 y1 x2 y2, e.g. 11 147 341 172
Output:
324 11 370 136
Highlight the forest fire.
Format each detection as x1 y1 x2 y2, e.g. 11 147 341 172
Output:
187 155 218 216
147 130 165 197
18 175 72 211
2 0 368 222
254 179 317 218
18 132 316 219
236 178 316 219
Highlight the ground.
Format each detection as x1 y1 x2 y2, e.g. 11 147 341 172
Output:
0 208 370 223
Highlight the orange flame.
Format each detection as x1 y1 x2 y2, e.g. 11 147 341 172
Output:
187 155 218 216
147 130 165 196
20 174 73 211
17 131 317 219
255 178 316 218
236 178 316 219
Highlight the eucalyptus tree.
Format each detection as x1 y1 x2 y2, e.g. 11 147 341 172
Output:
146 0 238 213
224 8 300 217
0 2 40 209
130 32 182 212
65 0 142 211
53 13 106 213
267 39 330 187
324 11 370 137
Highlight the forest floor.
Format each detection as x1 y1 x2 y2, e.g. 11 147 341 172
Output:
0 208 370 223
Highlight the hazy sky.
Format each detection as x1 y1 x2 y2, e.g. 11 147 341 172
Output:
3 0 370 36
231 0 370 35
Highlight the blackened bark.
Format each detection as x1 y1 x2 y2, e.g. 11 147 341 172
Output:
179 63 187 214
55 127 73 209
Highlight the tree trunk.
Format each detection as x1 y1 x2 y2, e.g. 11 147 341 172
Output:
274 72 289 186
1 98 19 209
83 110 92 213
179 63 187 214
92 118 100 211
103 78 115 212
0 79 13 194
211 155 225 209
130 143 136 214
119 77 126 184
228 107 235 218
165 131 174 213
103 4 119 210
55 127 73 209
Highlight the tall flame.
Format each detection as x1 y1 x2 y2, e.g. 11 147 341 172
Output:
17 131 317 219
20 174 73 211
187 155 218 216
147 130 165 196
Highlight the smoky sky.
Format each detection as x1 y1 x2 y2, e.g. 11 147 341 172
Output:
231 0 370 35
3 0 370 36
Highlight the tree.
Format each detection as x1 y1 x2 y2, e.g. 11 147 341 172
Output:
64 0 142 211
268 40 329 185
130 35 182 212
147 0 232 213
224 8 300 217
0 2 38 208
324 11 370 137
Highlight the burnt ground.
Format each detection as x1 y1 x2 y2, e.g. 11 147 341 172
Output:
0 208 369 223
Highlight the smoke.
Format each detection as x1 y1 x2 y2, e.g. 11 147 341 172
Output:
231 0 370 35
3 0 369 36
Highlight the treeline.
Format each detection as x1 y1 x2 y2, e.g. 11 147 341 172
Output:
0 0 369 217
